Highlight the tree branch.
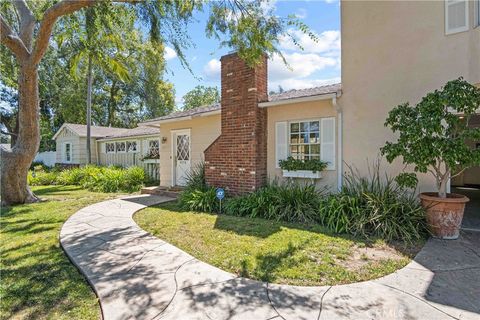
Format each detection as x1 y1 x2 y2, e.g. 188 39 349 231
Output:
13 0 35 50
0 14 29 60
30 0 96 66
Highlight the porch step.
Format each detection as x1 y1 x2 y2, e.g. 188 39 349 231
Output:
141 186 182 199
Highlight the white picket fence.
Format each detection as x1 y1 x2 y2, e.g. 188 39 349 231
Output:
34 151 56 167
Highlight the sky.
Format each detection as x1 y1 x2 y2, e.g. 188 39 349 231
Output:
163 0 341 106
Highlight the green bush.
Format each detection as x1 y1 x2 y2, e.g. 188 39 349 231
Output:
224 181 324 223
317 161 427 242
28 171 58 186
279 156 328 172
28 165 146 193
180 187 218 212
179 163 219 212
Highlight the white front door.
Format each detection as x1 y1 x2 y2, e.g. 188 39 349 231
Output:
174 131 191 186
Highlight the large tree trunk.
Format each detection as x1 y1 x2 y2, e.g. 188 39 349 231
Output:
1 64 40 205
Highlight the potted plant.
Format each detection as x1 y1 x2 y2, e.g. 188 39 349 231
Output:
382 78 480 239
141 149 160 163
279 157 328 179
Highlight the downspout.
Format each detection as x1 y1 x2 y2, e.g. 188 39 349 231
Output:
332 91 343 192
94 138 99 165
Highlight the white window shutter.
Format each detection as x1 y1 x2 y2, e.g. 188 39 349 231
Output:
275 122 288 168
321 117 336 170
446 0 469 34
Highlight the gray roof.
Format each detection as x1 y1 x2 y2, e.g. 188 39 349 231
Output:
141 83 342 123
98 126 159 140
142 103 221 123
55 123 158 140
267 83 341 102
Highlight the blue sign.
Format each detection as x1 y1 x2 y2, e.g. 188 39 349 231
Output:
216 188 225 200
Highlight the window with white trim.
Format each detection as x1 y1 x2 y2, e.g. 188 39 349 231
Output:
275 118 336 170
106 142 115 153
445 0 469 34
289 121 320 160
127 141 137 153
116 141 126 153
64 142 72 163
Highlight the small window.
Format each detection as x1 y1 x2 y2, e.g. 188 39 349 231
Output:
127 141 137 153
148 140 159 158
445 0 469 34
289 120 321 161
106 142 115 153
64 142 72 163
116 141 126 153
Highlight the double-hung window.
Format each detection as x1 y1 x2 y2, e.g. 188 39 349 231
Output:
276 117 336 170
64 142 72 163
289 121 320 160
445 0 469 34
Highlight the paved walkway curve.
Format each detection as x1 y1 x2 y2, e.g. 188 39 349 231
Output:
60 195 480 320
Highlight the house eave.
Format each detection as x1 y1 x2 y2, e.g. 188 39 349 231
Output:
258 93 338 108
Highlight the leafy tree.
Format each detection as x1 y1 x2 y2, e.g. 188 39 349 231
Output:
381 78 480 198
0 0 315 205
182 85 220 110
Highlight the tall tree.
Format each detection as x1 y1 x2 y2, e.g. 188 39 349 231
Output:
182 85 219 110
0 0 314 205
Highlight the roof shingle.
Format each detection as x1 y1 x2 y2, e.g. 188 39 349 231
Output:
141 83 342 124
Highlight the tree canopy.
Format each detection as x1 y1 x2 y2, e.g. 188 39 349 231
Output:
182 85 220 110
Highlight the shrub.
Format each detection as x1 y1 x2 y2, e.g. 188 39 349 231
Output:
28 165 146 193
279 156 328 172
179 163 219 211
28 171 58 186
317 161 427 242
224 181 324 223
180 187 218 212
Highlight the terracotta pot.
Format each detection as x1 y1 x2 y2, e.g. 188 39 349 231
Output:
419 192 469 240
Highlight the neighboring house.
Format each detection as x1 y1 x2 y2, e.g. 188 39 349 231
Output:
52 123 160 179
141 0 479 193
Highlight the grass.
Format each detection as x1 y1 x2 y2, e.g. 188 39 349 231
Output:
135 202 422 286
0 186 124 320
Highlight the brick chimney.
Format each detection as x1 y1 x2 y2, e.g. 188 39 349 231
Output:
204 52 268 194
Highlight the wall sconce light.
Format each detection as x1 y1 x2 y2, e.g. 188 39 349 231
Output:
161 137 167 144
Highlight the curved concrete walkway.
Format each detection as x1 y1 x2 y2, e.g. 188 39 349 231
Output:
60 195 480 320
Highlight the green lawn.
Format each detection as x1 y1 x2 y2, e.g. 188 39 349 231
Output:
0 186 124 320
135 202 421 286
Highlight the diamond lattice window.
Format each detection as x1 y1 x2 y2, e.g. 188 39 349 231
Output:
176 135 189 160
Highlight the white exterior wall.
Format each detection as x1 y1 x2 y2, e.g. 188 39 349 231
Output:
55 128 81 164
98 135 161 180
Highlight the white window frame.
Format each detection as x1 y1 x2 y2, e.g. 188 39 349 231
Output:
127 140 138 153
115 141 126 153
445 0 469 35
476 0 480 27
281 117 336 171
64 142 72 163
287 119 322 162
106 142 116 154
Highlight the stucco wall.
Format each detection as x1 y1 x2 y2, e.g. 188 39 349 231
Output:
159 115 221 187
267 99 339 191
340 0 480 192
